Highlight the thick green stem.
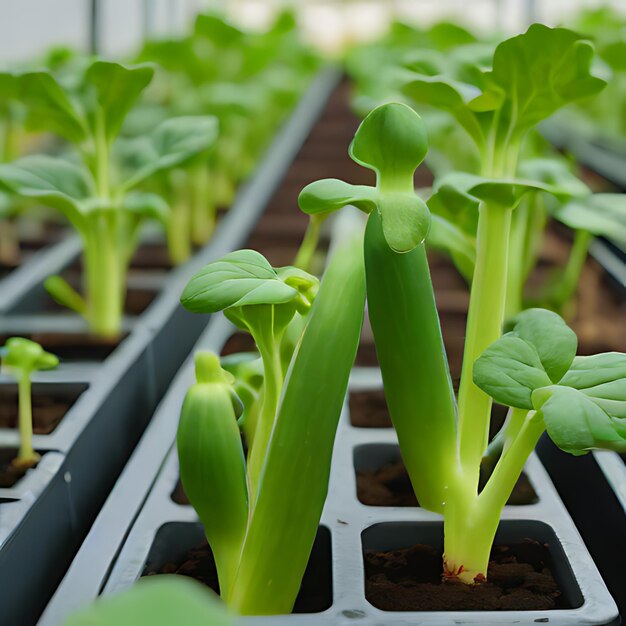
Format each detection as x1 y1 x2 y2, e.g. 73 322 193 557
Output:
84 214 123 337
444 411 544 583
94 111 110 199
294 214 325 272
190 165 216 246
458 203 512 485
16 373 39 466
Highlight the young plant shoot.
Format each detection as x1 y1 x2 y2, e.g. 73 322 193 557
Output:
177 228 365 613
0 61 217 337
0 338 59 468
399 25 610 318
299 99 626 584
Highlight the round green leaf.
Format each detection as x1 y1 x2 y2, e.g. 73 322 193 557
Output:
349 102 428 187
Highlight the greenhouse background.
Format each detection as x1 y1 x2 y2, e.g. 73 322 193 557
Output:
2 0 626 61
0 1 624 626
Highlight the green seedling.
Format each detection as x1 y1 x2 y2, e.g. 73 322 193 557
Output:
0 61 217 336
396 25 613 318
0 337 58 468
135 12 319 263
178 228 365 613
299 99 626 584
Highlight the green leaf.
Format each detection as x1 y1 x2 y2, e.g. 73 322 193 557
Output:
428 21 477 50
0 72 19 106
18 71 86 143
44 275 86 315
426 214 475 280
298 179 377 215
377 191 431 252
1 337 59 374
473 308 577 408
83 61 154 144
180 250 318 314
506 308 578 383
121 191 169 226
402 75 484 146
431 170 586 214
473 335 553 409
194 14 244 47
0 155 90 226
517 158 590 199
559 353 626 419
121 116 218 189
535 386 626 455
349 102 428 187
477 24 606 136
555 194 626 243
64 576 233 626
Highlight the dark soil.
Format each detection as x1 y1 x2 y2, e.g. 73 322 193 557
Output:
356 460 537 507
349 389 390 428
0 448 39 488
0 387 84 434
145 538 331 613
220 332 256 357
364 540 566 611
0 332 125 362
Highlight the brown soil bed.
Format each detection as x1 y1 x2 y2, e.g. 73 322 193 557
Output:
145 539 330 613
356 460 537 507
349 389 390 428
0 386 85 434
0 332 125 362
0 448 40 488
364 539 567 611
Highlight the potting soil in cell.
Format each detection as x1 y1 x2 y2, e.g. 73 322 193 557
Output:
364 540 567 611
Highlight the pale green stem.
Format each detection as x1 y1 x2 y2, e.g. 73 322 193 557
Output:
505 200 528 319
168 196 192 265
457 203 513 487
522 193 547 282
444 411 544 583
16 373 39 465
245 313 285 504
552 229 592 312
190 165 216 246
84 213 123 337
293 214 325 272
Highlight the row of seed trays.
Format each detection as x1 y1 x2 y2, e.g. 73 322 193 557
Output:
0 11 327 625
0 8 626 626
5 11 626 626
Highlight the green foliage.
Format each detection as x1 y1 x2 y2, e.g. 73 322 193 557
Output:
300 103 431 253
0 61 218 336
64 577 233 626
1 337 59 467
475 309 626 455
178 232 365 614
